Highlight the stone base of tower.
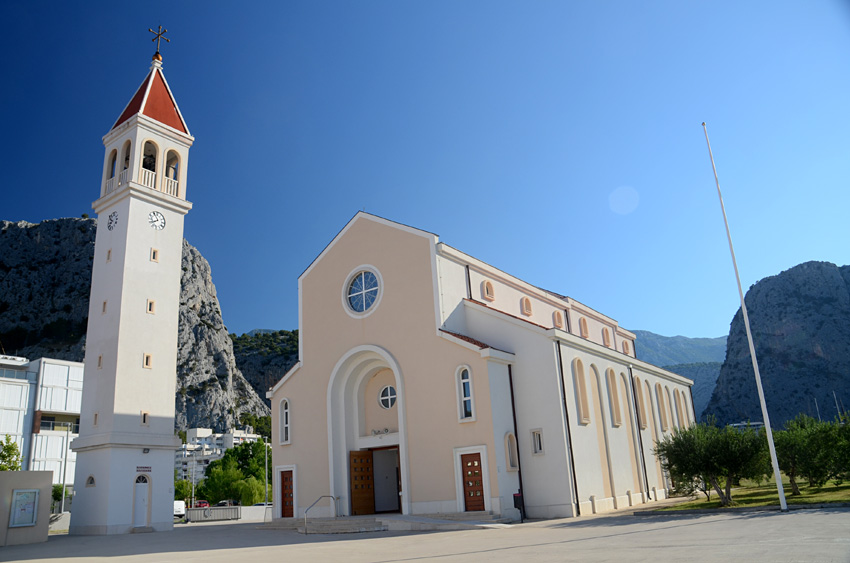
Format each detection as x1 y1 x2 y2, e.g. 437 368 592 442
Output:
70 442 179 535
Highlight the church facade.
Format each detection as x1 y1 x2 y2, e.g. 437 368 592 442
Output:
268 212 693 521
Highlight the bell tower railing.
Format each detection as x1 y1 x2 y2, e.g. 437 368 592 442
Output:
139 168 157 189
162 176 179 197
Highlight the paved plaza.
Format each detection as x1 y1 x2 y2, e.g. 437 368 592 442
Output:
4 507 850 562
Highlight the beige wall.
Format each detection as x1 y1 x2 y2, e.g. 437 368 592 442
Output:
272 216 501 517
0 471 52 547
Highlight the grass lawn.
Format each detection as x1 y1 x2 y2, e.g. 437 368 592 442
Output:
662 476 850 510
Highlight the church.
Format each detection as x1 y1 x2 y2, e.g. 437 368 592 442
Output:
268 212 694 521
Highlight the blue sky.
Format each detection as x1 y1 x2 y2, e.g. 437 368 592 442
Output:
3 1 849 339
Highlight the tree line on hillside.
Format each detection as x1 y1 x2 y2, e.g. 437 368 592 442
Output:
655 414 850 506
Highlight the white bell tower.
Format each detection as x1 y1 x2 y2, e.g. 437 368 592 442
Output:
71 35 194 535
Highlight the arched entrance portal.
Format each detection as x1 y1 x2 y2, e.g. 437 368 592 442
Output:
328 345 410 516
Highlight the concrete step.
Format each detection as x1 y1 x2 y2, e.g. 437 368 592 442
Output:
297 517 388 534
417 511 511 523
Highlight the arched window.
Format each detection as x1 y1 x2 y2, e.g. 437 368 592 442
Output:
108 150 117 179
579 317 589 338
606 368 622 427
86 475 96 487
520 297 533 316
665 386 675 429
634 376 647 429
602 328 611 348
573 358 590 424
135 475 148 484
119 140 132 185
164 150 180 197
140 141 158 189
505 432 519 471
622 340 631 355
553 310 563 329
142 141 157 171
165 151 179 180
457 367 474 420
656 383 669 432
482 280 495 301
279 399 291 444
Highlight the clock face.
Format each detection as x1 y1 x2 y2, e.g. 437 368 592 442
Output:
148 211 166 230
107 212 118 231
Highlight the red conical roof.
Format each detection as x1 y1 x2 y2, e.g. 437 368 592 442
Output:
111 64 189 134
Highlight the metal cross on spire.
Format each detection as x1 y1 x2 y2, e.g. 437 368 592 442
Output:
148 25 170 57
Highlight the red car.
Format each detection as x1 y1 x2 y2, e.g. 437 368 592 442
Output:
194 500 209 508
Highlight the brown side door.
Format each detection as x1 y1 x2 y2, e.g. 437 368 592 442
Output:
350 451 375 515
280 470 294 518
461 453 485 511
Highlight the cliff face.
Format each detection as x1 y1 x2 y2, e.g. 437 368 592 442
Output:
704 261 850 426
175 241 269 430
230 330 299 407
0 218 269 431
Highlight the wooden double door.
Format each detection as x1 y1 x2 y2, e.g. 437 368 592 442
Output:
350 448 400 515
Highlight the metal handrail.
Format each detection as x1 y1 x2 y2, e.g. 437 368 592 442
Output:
303 495 337 534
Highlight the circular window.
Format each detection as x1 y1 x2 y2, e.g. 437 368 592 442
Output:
347 270 380 313
379 385 397 409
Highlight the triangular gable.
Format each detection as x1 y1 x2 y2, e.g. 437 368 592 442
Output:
111 67 189 134
300 212 438 280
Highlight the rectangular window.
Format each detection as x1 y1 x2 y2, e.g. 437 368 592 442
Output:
97 355 103 369
143 354 153 369
102 300 107 314
93 412 98 426
532 429 544 455
150 248 159 262
106 249 112 262
141 412 149 426
146 299 156 314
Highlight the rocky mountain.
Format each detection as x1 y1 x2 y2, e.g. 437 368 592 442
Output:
633 330 727 366
633 331 725 419
230 330 299 407
0 218 269 431
704 261 850 426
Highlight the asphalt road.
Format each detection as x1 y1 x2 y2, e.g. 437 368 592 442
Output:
5 507 850 562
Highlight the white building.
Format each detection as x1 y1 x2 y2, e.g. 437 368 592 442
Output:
268 213 694 521
174 428 261 485
0 355 83 487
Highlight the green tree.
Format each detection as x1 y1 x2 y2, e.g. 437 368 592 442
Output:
239 415 271 441
234 475 265 506
654 421 717 501
51 484 69 510
835 414 850 483
206 439 272 484
773 414 837 493
198 458 244 504
175 478 193 501
797 418 837 488
0 434 22 471
655 421 767 506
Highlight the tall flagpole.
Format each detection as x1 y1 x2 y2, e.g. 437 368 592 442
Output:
701 122 788 511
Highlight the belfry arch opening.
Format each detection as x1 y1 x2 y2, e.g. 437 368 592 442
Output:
328 346 410 516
